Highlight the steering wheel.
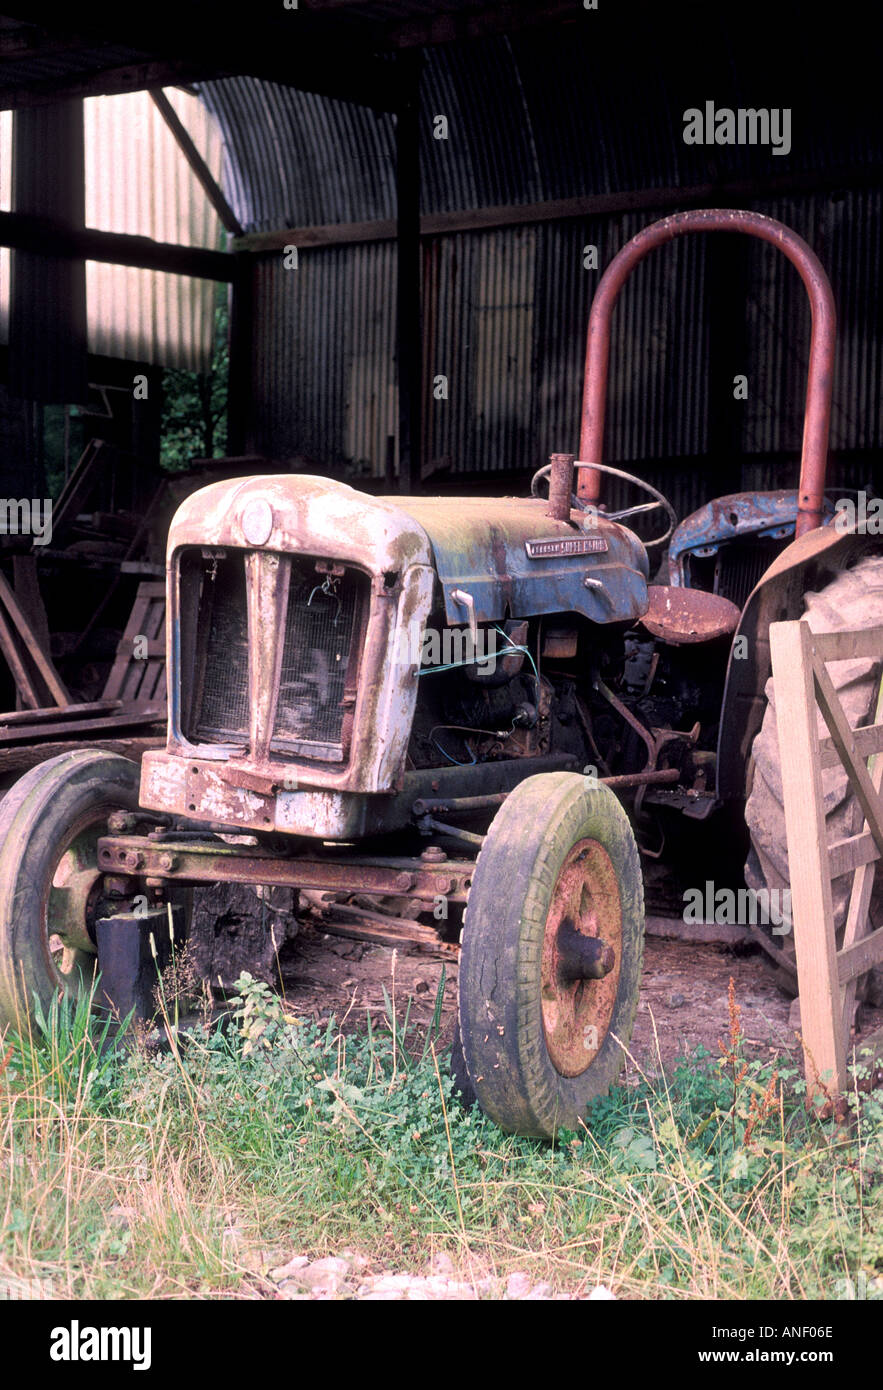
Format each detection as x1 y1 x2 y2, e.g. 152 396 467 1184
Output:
530 460 678 550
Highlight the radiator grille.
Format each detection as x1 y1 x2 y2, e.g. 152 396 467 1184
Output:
194 554 250 742
271 561 366 761
712 536 790 610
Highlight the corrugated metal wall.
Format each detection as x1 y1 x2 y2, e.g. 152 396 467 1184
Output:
84 88 223 372
198 29 883 507
251 240 397 474
0 110 9 345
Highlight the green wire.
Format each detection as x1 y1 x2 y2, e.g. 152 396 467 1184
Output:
412 624 541 690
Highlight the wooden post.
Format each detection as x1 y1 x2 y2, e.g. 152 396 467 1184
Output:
770 618 883 1103
770 619 847 1095
227 251 254 457
395 50 422 494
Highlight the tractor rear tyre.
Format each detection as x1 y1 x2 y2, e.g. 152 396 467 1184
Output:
456 772 644 1138
0 751 142 1032
744 553 883 999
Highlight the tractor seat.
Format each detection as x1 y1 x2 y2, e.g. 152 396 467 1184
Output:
639 585 741 645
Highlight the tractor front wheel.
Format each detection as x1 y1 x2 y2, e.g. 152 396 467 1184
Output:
0 751 143 1032
456 772 644 1138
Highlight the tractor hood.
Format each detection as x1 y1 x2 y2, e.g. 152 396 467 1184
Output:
166 475 648 628
388 494 649 626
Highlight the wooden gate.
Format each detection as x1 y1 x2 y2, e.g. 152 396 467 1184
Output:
770 618 883 1099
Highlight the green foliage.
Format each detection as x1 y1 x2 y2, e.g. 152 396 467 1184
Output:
3 969 883 1299
160 283 229 470
6 981 121 1114
230 971 296 1056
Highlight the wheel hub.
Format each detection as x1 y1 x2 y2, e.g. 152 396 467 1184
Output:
43 815 113 987
540 838 623 1077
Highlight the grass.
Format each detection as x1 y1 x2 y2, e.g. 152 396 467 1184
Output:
2 970 883 1300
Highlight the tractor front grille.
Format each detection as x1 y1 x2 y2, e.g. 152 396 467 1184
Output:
194 554 250 743
270 560 366 761
184 549 367 763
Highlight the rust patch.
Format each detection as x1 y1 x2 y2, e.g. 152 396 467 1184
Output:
640 585 741 645
540 838 622 1077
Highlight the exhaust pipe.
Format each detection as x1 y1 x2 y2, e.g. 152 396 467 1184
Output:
547 452 575 522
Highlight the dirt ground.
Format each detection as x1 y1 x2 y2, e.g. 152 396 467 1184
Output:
278 923 883 1079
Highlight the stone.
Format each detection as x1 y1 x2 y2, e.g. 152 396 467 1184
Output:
269 1254 310 1283
506 1271 532 1299
300 1256 352 1295
524 1281 553 1299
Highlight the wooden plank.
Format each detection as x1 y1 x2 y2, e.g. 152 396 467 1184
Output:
0 603 41 708
770 620 847 1095
120 562 166 578
0 210 233 283
12 556 51 652
839 673 883 1031
51 439 106 538
0 709 164 747
145 662 167 705
127 641 165 659
0 735 164 778
102 581 167 713
103 586 153 702
828 830 879 879
820 721 883 769
0 58 226 112
0 570 69 706
150 89 244 237
0 699 122 727
811 629 883 663
812 649 883 856
837 927 883 986
233 165 883 254
227 253 253 455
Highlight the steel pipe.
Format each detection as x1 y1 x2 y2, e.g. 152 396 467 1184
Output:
577 209 836 537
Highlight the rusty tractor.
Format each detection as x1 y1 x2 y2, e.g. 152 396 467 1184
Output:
0 208 880 1139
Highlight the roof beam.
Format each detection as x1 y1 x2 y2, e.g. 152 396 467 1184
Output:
0 3 399 112
0 57 225 110
0 210 233 280
384 0 580 48
233 163 883 253
149 88 243 237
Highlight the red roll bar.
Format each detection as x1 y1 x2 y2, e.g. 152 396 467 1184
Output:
577 209 836 537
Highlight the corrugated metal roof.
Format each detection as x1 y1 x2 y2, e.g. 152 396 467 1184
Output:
1 87 223 372
196 24 882 496
199 29 882 231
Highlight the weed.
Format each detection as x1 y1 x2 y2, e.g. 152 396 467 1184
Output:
1 975 882 1298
